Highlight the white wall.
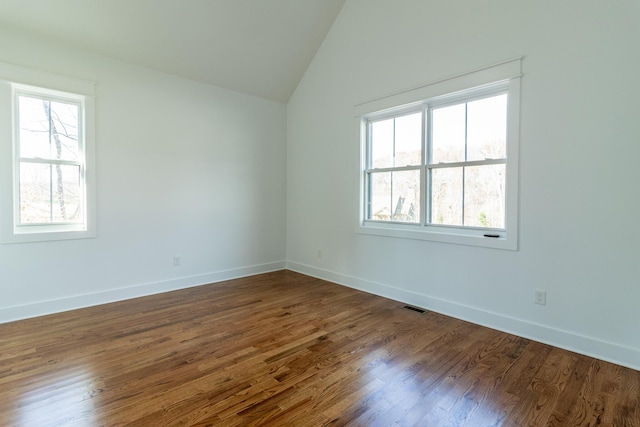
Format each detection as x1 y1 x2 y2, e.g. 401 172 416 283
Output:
287 0 640 369
0 26 287 321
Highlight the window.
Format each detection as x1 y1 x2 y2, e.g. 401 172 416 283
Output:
16 89 85 228
0 62 95 243
357 59 520 250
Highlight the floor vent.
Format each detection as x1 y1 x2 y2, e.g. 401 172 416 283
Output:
403 305 426 314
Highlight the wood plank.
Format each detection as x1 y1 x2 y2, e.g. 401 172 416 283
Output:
0 270 638 426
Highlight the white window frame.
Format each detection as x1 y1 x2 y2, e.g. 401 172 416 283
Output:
0 62 96 244
356 58 521 250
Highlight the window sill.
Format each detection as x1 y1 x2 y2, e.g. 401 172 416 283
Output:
1 227 96 244
357 222 517 250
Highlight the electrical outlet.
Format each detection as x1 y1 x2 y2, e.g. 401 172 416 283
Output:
317 249 323 259
534 289 546 305
173 255 181 267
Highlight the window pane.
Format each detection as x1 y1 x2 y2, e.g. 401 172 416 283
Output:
464 164 506 228
394 112 422 167
50 101 80 161
430 167 463 226
431 103 465 164
19 162 51 224
19 96 51 159
18 96 80 161
52 165 82 223
467 94 507 161
370 119 393 168
369 172 391 220
19 163 81 225
391 170 420 223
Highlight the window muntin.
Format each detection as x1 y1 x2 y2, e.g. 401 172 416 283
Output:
16 91 85 228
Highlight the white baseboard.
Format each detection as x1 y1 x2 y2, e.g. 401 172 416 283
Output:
0 261 286 325
4 259 638 371
286 261 640 372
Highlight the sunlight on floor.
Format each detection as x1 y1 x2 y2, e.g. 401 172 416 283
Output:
17 365 100 426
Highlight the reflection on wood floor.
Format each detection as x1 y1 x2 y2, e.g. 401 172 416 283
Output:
1 270 638 426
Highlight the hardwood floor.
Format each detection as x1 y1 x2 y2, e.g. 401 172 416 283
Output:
0 270 638 426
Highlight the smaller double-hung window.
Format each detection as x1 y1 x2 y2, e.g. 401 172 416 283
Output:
0 62 95 243
358 59 521 250
15 88 86 229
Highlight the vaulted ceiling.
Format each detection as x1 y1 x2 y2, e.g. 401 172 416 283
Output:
0 0 345 103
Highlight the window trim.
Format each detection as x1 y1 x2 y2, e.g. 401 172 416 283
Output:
356 59 521 250
0 62 96 244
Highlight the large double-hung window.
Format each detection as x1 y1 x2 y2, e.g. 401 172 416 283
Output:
358 59 521 250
